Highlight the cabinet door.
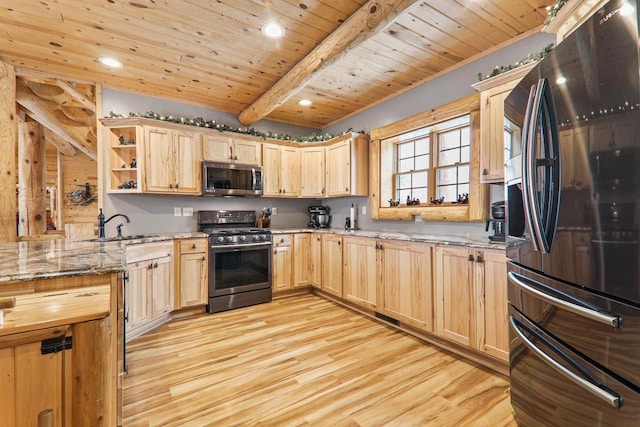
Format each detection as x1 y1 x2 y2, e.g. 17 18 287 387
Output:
280 146 300 196
262 143 281 196
476 250 508 361
321 235 343 297
174 130 201 194
293 233 311 287
202 134 233 162
126 260 152 330
342 236 377 309
326 140 351 196
272 234 293 291
435 246 473 347
151 255 174 317
479 86 512 182
233 140 261 164
300 146 325 197
380 240 434 331
310 234 322 287
180 252 207 307
144 126 174 192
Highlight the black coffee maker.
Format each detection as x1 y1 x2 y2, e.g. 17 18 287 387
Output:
486 201 506 242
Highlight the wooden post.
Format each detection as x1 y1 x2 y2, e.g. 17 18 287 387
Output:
18 120 47 236
0 62 17 242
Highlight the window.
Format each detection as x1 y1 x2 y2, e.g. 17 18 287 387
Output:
390 115 470 204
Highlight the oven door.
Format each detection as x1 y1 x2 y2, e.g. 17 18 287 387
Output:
209 242 272 296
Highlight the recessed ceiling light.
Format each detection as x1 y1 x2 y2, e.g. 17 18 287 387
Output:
262 22 285 38
98 57 123 68
556 76 567 85
299 99 312 106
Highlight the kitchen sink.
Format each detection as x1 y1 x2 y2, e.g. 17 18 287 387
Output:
86 235 149 242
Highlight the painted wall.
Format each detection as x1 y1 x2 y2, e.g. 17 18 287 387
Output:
101 31 556 238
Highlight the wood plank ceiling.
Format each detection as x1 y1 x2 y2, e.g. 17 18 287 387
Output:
0 1 548 129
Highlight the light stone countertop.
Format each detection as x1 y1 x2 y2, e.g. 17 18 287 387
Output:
270 228 505 250
0 232 208 284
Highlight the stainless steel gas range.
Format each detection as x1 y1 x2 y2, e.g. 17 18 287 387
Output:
197 210 272 313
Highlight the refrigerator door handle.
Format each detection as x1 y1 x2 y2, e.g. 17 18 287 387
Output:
509 272 621 328
522 83 541 251
509 315 622 408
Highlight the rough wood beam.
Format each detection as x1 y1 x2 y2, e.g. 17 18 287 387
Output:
18 120 47 236
0 62 17 242
43 128 77 157
238 0 422 125
16 80 97 160
55 79 96 112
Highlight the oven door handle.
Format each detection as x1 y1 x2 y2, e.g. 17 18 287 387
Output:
509 315 622 408
210 242 272 250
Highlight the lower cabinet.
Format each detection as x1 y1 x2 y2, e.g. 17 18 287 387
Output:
321 234 343 297
125 242 174 340
174 238 208 309
292 233 311 288
434 246 508 361
342 236 377 309
272 234 294 292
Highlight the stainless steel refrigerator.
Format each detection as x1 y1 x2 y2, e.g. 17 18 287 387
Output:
504 0 640 425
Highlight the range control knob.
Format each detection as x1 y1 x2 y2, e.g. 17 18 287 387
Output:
216 236 225 243
239 235 247 242
252 235 260 241
259 234 267 241
226 236 234 243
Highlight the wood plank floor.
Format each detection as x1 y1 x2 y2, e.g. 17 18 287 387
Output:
123 294 517 426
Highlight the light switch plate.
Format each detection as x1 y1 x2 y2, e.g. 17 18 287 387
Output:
272 207 278 215
361 205 367 215
174 207 182 216
182 207 194 217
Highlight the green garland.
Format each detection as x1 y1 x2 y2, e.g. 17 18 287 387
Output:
107 111 357 143
544 0 568 25
477 43 555 81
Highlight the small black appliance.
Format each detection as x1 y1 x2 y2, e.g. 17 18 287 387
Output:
486 200 505 242
308 206 331 228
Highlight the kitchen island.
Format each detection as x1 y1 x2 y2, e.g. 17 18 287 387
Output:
0 239 126 427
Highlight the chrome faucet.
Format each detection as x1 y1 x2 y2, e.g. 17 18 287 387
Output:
98 209 131 238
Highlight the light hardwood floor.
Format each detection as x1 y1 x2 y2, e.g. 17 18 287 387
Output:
123 294 517 426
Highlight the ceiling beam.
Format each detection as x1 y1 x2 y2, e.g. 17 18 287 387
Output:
54 79 96 113
16 79 97 160
43 128 77 157
238 0 422 126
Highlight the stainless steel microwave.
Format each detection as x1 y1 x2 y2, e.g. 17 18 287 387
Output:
202 161 263 196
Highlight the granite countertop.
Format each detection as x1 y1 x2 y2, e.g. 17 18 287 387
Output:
0 232 208 284
270 228 505 250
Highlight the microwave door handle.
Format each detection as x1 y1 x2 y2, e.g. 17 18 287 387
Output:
522 82 543 252
252 168 257 190
509 315 622 408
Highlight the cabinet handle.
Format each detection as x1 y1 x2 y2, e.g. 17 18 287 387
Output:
202 256 206 261
280 238 285 243
468 254 474 262
175 183 179 189
192 243 196 249
169 183 173 189
38 409 54 427
476 254 483 263
124 310 129 322
482 168 488 176
345 187 349 192
379 243 383 250
154 262 158 268
148 263 153 269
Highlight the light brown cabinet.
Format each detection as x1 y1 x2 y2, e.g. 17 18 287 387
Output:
342 236 377 310
272 234 294 292
435 246 508 361
202 134 261 164
321 234 343 297
105 125 142 193
174 238 208 309
300 146 326 197
125 242 174 340
293 233 311 287
144 126 202 194
310 234 322 287
325 135 369 197
378 240 434 331
262 143 300 197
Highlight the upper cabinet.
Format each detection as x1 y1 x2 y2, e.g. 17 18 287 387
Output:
104 124 143 193
144 126 202 194
325 134 369 197
262 143 300 197
472 62 536 183
202 134 261 165
300 146 326 198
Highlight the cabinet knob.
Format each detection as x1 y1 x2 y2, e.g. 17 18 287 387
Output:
192 243 196 249
175 183 179 189
154 262 158 268
476 255 483 263
482 168 488 176
148 263 153 269
202 256 206 261
468 254 474 262
169 183 173 189
345 187 349 192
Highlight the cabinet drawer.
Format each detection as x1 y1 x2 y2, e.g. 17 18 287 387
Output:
179 239 208 254
126 241 173 263
272 234 293 247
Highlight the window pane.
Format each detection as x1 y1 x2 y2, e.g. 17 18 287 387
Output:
460 146 470 163
414 187 428 202
458 165 470 183
437 166 458 185
415 137 429 155
461 127 470 145
399 158 413 172
397 174 410 189
414 154 429 170
437 185 457 202
439 148 459 166
440 129 461 150
398 189 411 202
458 183 470 195
398 142 414 159
412 171 428 186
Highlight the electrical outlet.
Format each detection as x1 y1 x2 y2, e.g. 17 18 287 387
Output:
361 205 367 215
182 207 194 217
174 207 182 216
271 207 278 215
